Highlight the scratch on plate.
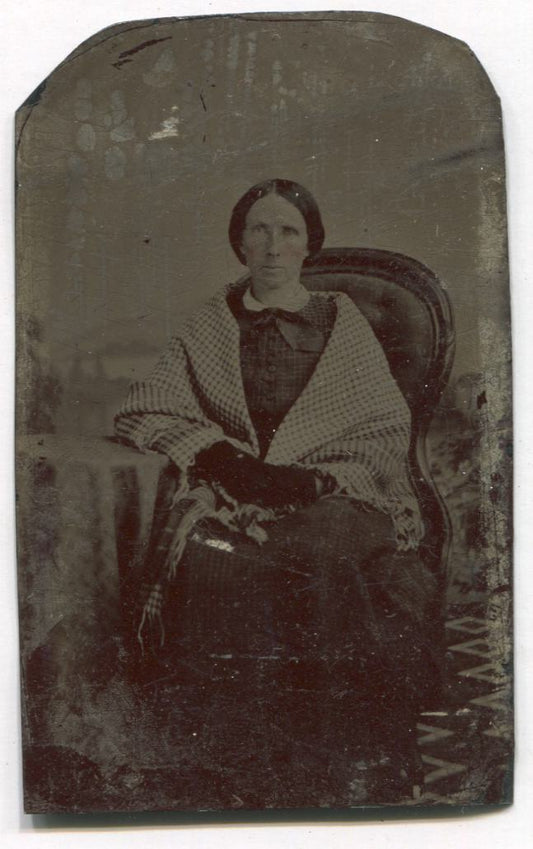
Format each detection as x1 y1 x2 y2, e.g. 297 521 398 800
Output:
113 36 173 69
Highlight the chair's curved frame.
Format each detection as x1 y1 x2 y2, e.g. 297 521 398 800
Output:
303 247 456 586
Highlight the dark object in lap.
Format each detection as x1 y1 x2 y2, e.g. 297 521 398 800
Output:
138 496 439 712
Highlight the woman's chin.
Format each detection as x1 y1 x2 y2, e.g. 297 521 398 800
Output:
252 271 298 291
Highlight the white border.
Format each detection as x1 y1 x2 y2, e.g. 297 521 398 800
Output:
2 2 532 846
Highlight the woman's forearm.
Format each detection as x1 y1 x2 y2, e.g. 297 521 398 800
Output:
193 441 323 509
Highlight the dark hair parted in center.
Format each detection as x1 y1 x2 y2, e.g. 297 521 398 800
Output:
228 178 325 266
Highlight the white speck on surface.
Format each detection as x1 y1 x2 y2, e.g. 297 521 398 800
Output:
204 538 234 553
149 106 180 140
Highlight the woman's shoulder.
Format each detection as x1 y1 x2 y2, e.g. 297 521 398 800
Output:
319 290 384 346
305 291 337 331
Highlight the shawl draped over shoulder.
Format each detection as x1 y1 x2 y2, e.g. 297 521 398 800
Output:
115 282 423 556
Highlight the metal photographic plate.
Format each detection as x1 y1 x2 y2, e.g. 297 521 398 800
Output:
15 11 512 814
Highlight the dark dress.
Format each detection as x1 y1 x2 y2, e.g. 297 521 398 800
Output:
129 292 438 806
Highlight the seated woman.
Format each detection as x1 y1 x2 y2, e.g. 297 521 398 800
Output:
115 178 438 805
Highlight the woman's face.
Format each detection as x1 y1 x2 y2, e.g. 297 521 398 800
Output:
241 193 309 292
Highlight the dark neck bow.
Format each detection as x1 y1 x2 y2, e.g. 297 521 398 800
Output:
245 306 325 352
249 307 307 327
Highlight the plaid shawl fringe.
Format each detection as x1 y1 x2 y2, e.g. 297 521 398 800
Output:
135 477 421 653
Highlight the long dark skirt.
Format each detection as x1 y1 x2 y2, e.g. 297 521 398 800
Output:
130 480 441 805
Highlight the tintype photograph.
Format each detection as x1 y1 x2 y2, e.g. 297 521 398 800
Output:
15 11 512 813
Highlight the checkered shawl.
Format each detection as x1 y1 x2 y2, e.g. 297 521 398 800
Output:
115 280 423 644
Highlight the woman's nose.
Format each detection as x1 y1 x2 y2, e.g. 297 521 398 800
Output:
266 231 280 254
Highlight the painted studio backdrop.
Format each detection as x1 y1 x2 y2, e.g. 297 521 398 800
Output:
16 13 511 812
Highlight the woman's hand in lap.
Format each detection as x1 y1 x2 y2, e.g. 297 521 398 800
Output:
193 441 325 509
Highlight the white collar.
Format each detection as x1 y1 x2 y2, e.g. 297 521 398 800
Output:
243 284 310 312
